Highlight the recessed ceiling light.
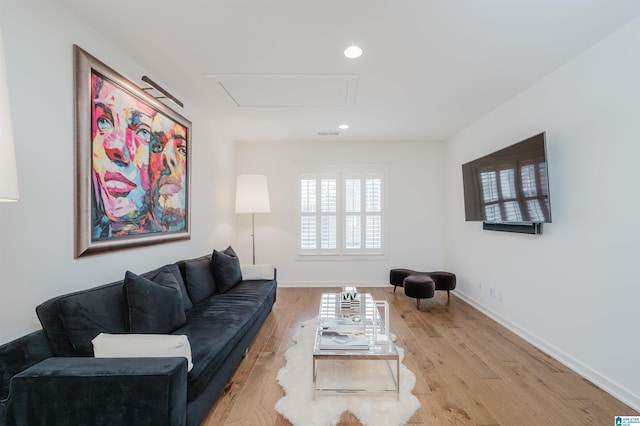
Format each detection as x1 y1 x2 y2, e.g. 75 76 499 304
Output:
338 124 350 130
344 45 363 59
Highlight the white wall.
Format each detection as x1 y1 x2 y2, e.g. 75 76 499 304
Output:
0 0 237 344
3 0 637 412
236 140 445 286
444 16 640 410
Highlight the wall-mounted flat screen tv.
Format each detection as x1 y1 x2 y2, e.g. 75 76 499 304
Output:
462 132 551 225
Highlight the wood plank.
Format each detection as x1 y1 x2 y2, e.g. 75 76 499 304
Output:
200 287 638 425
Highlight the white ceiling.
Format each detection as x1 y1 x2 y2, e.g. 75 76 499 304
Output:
61 0 640 144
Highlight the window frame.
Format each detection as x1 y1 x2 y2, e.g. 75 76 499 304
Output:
297 165 386 257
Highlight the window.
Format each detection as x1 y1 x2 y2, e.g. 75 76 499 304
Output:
299 169 384 255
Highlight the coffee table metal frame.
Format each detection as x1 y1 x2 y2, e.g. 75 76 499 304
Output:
312 292 399 397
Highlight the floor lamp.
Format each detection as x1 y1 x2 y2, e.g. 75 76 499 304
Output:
0 26 20 202
235 175 270 264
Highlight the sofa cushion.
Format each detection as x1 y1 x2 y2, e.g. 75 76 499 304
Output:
183 256 217 304
56 287 128 356
173 278 277 401
124 271 186 334
142 264 193 311
211 246 242 293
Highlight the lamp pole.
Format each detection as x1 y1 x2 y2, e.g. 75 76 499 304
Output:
251 213 256 264
235 174 270 266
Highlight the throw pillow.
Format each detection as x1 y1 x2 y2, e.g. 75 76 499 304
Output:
211 246 242 293
240 264 275 280
92 333 193 371
123 271 186 334
183 255 217 304
56 287 128 356
143 264 193 311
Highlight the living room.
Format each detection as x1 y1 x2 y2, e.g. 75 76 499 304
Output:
1 0 639 423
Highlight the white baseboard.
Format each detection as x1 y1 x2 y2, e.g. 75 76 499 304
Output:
454 290 640 412
277 281 390 288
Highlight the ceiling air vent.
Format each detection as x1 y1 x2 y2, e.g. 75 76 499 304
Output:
317 132 340 136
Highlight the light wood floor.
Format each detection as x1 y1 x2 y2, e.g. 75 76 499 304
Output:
201 287 637 425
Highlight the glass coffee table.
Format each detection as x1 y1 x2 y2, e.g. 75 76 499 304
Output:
313 292 399 397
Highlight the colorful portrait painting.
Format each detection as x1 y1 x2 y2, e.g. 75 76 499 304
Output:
75 46 191 257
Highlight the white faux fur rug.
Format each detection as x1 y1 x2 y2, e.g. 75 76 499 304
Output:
275 318 420 426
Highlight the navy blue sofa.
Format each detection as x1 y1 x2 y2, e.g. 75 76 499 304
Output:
0 249 277 426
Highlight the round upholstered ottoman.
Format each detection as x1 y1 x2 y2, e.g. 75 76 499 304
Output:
427 271 457 300
403 274 435 310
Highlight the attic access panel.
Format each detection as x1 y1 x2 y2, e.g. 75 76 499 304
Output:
207 74 358 108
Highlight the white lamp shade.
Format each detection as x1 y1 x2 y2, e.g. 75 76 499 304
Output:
235 175 270 213
0 27 19 202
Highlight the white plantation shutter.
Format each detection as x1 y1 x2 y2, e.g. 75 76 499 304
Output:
300 175 338 254
300 216 316 249
366 216 382 249
345 215 361 249
365 178 381 212
344 174 383 254
299 169 384 255
300 178 318 249
365 178 382 250
320 179 336 212
300 179 316 212
320 178 337 250
321 216 337 249
345 179 360 212
345 178 361 249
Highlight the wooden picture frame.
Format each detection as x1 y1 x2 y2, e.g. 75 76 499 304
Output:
74 45 191 258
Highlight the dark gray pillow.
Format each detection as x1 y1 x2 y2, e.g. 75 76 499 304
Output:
123 271 186 334
142 264 193 311
183 255 217 304
56 289 128 356
211 246 242 293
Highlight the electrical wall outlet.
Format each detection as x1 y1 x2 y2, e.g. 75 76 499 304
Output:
488 287 503 301
478 282 483 291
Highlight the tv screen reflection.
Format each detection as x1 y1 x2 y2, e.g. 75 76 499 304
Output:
462 132 552 223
